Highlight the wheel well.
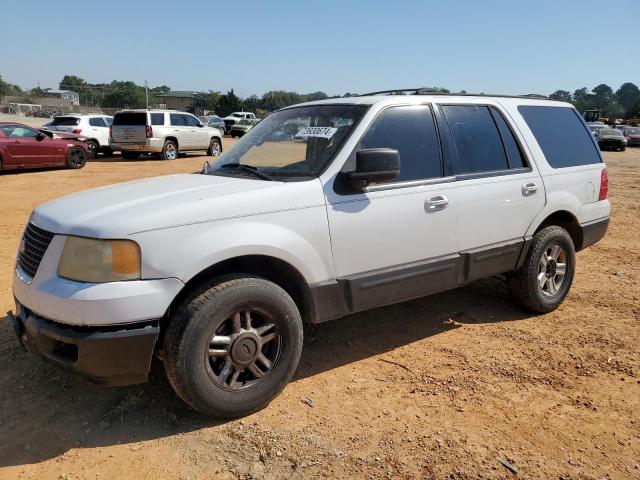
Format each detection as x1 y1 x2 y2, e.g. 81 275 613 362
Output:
165 255 313 323
164 136 179 149
535 211 583 250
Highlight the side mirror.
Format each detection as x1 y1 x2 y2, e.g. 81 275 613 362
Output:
347 148 400 188
35 131 46 141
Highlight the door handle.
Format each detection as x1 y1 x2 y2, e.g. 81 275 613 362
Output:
522 182 538 196
425 195 448 212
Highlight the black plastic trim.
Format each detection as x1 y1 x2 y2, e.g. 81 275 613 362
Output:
460 240 524 283
580 217 609 250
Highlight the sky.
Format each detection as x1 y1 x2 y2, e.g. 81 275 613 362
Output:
2 0 639 98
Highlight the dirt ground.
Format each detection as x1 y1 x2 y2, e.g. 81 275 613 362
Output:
0 140 638 480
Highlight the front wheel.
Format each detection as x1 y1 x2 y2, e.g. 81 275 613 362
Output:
508 226 576 313
66 146 87 169
207 138 222 156
163 276 303 418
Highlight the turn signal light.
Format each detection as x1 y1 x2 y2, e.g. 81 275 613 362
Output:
598 167 608 201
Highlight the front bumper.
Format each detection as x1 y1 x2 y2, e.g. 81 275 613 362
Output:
8 303 159 386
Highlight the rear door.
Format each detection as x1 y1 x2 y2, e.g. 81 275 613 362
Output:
169 113 189 149
111 112 148 144
437 103 544 280
88 116 108 146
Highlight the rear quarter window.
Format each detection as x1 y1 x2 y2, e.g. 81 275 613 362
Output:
150 113 165 125
113 112 147 126
50 117 80 126
518 106 601 168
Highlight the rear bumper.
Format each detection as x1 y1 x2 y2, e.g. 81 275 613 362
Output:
109 138 164 153
8 303 159 386
580 217 609 250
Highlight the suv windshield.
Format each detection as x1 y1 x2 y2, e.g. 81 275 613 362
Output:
208 105 367 181
600 128 622 136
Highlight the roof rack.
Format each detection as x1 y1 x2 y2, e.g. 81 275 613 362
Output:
358 88 549 100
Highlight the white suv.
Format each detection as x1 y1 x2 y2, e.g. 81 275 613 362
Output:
44 114 113 156
109 109 223 160
9 92 610 418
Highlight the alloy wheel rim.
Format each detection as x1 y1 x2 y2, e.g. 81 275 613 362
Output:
69 148 85 166
211 141 221 156
205 309 280 391
165 144 177 159
537 244 567 296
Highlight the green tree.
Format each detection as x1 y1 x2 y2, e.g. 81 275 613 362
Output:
217 89 242 116
0 75 23 97
549 90 572 102
615 82 640 119
101 81 146 108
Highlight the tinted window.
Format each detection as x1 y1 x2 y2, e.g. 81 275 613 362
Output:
170 113 186 126
151 113 165 125
50 117 80 127
89 117 106 127
518 106 601 168
103 117 113 126
360 105 441 182
113 112 147 126
489 107 526 168
441 105 508 173
185 115 200 127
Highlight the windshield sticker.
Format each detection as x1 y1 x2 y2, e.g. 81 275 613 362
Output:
295 127 337 139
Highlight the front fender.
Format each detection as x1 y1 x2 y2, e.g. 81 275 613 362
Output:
134 206 334 285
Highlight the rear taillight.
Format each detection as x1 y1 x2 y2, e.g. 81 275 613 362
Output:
109 125 112 140
146 125 153 138
598 167 608 201
72 129 82 134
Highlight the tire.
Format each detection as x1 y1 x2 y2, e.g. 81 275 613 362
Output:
122 151 139 160
508 226 576 313
162 140 178 160
66 146 87 169
207 138 222 156
621 147 626 152
163 275 303 418
86 140 99 159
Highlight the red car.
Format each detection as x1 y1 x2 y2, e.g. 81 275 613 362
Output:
0 122 88 172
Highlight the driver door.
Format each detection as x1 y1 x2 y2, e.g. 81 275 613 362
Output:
5 126 59 167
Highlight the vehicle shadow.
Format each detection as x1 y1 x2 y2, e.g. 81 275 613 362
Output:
0 277 535 467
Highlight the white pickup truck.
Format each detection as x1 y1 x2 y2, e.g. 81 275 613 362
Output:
222 111 257 134
9 91 609 418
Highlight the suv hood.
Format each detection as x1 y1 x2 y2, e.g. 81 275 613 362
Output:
31 174 321 238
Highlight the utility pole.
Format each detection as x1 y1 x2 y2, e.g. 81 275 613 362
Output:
145 80 149 109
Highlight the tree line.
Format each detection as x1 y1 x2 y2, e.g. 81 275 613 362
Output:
2 73 639 119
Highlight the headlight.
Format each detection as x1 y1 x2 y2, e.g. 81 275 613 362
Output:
58 237 141 283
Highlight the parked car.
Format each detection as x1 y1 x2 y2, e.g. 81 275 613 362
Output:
621 126 640 147
229 118 258 138
109 110 223 160
0 122 88 171
9 94 609 418
223 111 257 133
43 114 113 157
205 115 226 133
596 128 626 151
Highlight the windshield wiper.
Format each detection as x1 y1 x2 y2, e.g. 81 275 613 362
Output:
217 163 274 181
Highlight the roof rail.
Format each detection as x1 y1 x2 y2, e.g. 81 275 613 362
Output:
358 88 549 100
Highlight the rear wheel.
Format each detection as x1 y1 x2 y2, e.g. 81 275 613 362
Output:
508 226 575 313
86 140 99 159
162 140 178 160
207 138 222 156
163 276 303 418
66 146 87 169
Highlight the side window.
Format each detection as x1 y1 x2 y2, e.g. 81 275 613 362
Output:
1 125 37 138
441 105 508 174
185 115 200 127
518 106 601 168
170 113 185 126
489 107 526 169
359 105 441 183
89 117 106 127
151 113 165 125
103 117 113 126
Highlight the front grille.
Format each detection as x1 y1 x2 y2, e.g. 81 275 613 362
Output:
18 223 54 278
